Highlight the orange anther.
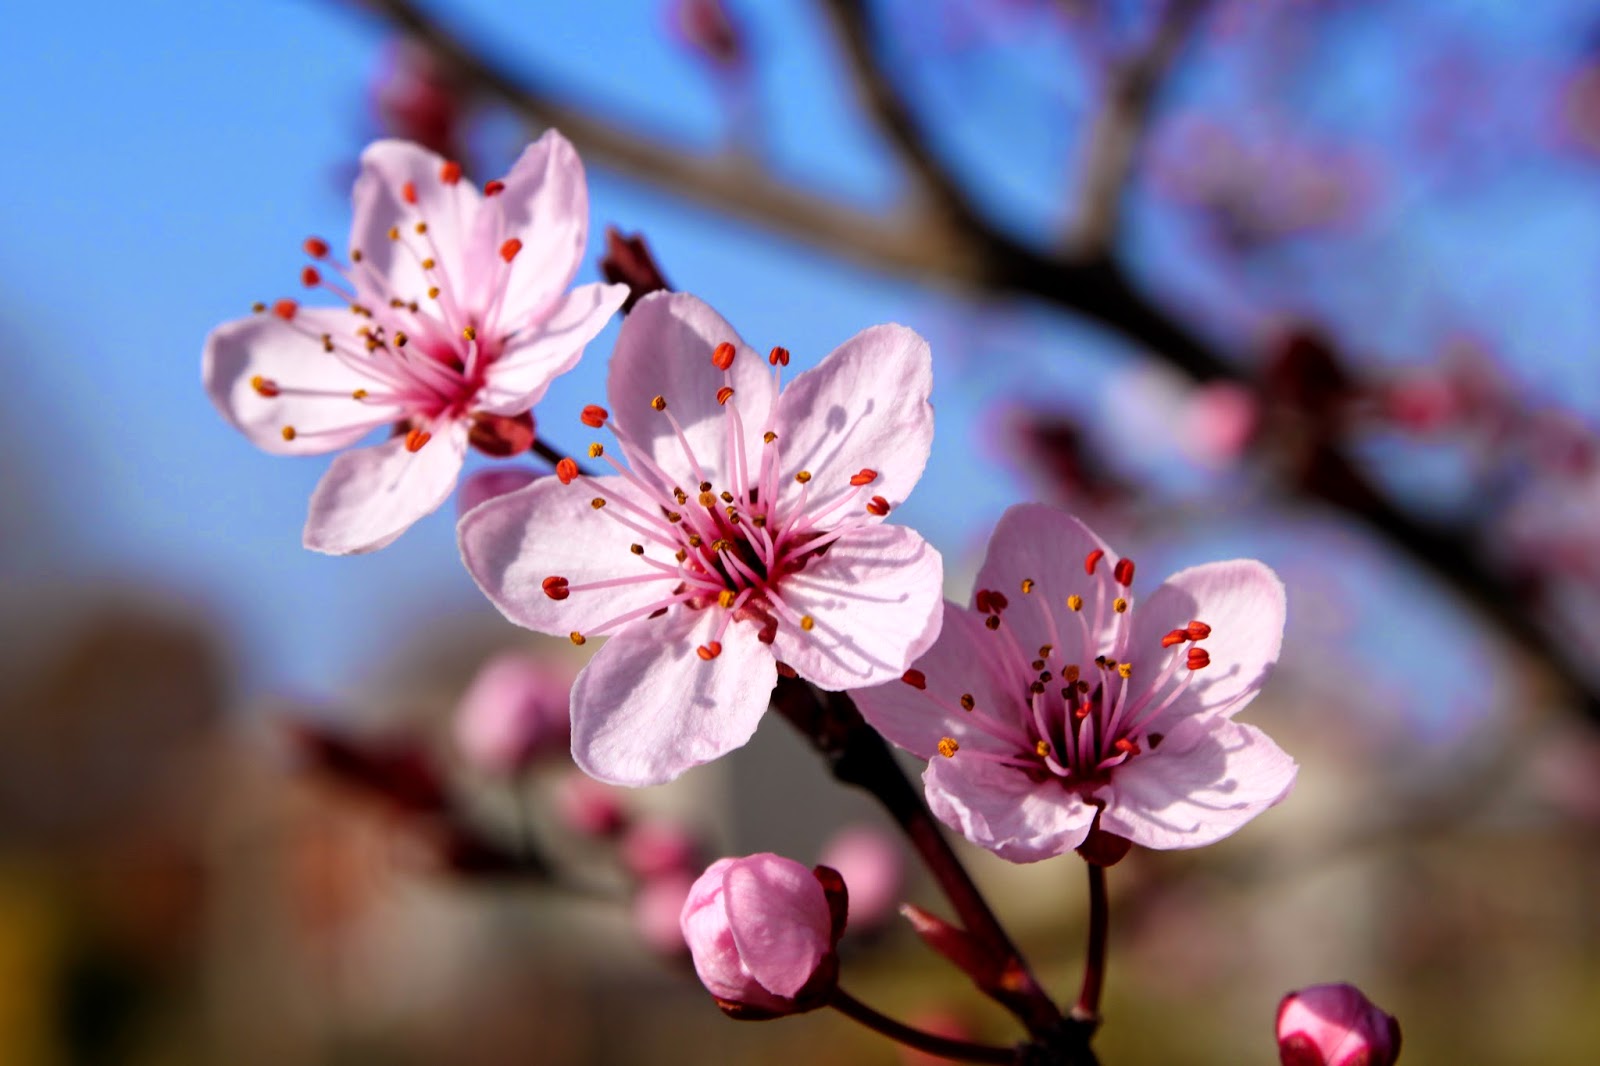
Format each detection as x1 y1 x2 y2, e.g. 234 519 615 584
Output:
1186 620 1212 640
556 458 579 484
1161 629 1189 648
696 642 723 661
1084 549 1105 575
542 576 571 601
250 375 280 398
302 236 329 258
902 669 927 689
401 180 418 205
937 737 960 758
768 345 790 367
499 237 523 262
1186 647 1211 671
272 299 298 321
280 426 297 442
1113 737 1141 756
650 395 667 411
580 404 609 428
865 495 890 516
711 341 736 370
850 468 878 486
405 428 432 453
439 161 462 185
716 386 734 406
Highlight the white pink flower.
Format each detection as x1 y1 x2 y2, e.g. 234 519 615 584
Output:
853 504 1296 862
203 133 627 554
458 292 944 786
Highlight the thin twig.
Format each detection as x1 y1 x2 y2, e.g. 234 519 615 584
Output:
830 989 1020 1064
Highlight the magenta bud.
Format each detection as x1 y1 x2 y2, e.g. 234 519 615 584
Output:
620 818 700 881
817 825 903 932
1277 983 1401 1066
453 653 572 775
458 468 540 517
679 854 841 1018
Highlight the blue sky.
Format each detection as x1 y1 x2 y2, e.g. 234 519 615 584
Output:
3 1 1593 731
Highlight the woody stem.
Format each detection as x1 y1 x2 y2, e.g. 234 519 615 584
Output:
829 988 1018 1064
1071 861 1109 1026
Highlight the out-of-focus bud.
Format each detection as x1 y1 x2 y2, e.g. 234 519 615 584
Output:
1277 983 1401 1066
372 38 466 159
817 825 903 932
679 854 842 1019
453 653 571 775
458 468 540 517
552 771 628 839
468 410 536 458
634 871 695 955
620 817 700 881
1185 381 1259 464
285 720 448 815
668 0 746 71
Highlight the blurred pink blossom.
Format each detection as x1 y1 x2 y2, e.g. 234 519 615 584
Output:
620 818 701 881
552 771 627 839
817 825 904 932
452 652 572 775
633 871 696 956
1276 983 1401 1066
457 467 542 516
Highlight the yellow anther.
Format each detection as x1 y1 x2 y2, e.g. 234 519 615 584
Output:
720 491 734 503
795 470 812 484
588 442 604 458
1021 578 1035 594
1035 740 1051 757
463 325 477 341
386 226 399 241
698 491 716 508
351 388 368 400
651 395 667 411
959 693 975 711
569 632 586 646
673 488 688 504
1067 594 1084 612
350 248 364 262
937 737 960 758
665 511 682 523
1117 663 1133 679
1113 597 1128 614
711 538 733 553
675 549 687 562
427 286 440 299
280 425 296 442
630 543 644 555
800 615 815 631
688 533 702 547
414 221 427 234
751 515 767 527
1039 644 1053 658
718 589 736 608
321 334 334 353
421 257 435 270
590 497 606 510
393 332 408 347
251 301 266 313
1064 665 1080 683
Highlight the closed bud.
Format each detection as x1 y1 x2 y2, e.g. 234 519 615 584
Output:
1277 983 1401 1066
452 653 572 774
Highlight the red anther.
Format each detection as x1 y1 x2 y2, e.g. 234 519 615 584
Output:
1186 647 1211 671
987 591 1009 612
439 160 462 185
1161 629 1189 648
711 341 736 370
865 495 890 516
484 179 505 197
902 669 927 689
715 386 734 406
1186 620 1212 640
1113 558 1135 587
555 458 579 485
768 345 790 367
405 428 432 453
580 404 609 428
250 375 280 398
272 299 298 321
975 589 993 614
1084 548 1105 575
541 576 571 601
850 469 878 486
696 642 723 661
300 266 321 288
499 237 523 263
1113 737 1141 757
401 180 418 205
302 236 329 259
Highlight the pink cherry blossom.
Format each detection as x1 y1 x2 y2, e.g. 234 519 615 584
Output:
451 651 572 774
203 133 628 554
459 292 944 786
680 853 838 1015
853 503 1296 862
817 825 904 932
1277 983 1402 1066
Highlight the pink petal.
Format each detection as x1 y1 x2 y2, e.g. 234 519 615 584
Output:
723 854 833 998
851 604 1022 760
303 419 468 554
606 293 777 489
569 608 777 786
1097 715 1297 850
972 504 1119 666
475 282 629 415
467 131 590 326
680 858 750 997
769 324 933 515
457 474 673 636
768 523 944 690
203 311 403 455
348 140 478 310
923 754 1097 863
1128 559 1286 728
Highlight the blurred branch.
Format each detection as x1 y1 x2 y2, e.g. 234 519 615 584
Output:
344 0 1600 725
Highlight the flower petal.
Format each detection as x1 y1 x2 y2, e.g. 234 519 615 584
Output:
570 608 777 786
923 754 1097 863
475 282 628 415
302 418 468 554
457 474 678 636
1128 559 1286 726
972 503 1119 669
607 293 777 492
851 604 1025 760
203 310 404 455
1097 716 1297 850
769 523 943 690
771 324 933 517
469 130 592 327
349 140 479 310
724 854 833 998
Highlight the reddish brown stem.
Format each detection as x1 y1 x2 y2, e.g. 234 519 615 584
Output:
1071 861 1109 1027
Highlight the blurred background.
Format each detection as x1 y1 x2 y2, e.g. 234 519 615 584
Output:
4 0 1600 1062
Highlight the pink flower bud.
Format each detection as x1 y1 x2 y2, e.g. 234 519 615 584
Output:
552 771 627 839
1277 983 1401 1066
453 653 571 774
817 825 903 932
679 854 840 1018
620 818 700 881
